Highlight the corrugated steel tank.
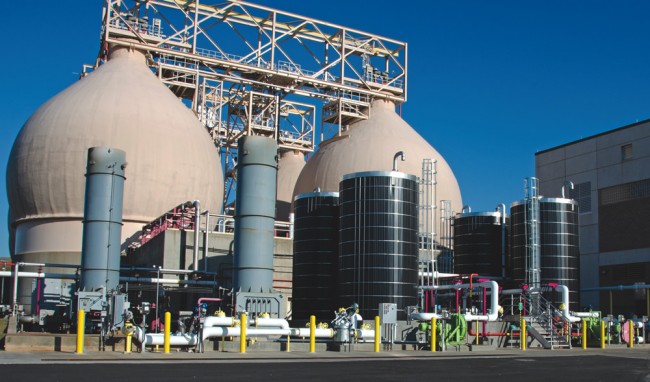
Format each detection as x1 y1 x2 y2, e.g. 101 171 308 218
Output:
338 171 419 320
510 198 580 309
6 46 224 311
292 99 462 236
292 192 339 321
453 211 508 278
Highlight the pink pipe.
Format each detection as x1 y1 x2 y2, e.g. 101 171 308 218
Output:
482 287 487 336
197 297 222 310
425 289 429 312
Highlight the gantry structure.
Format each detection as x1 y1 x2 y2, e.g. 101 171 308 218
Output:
97 0 408 209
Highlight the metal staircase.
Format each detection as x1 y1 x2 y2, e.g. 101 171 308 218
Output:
523 293 572 349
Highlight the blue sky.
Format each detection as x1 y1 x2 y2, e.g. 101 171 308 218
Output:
2 1 650 257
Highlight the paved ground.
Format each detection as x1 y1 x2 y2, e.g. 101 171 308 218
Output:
0 348 649 381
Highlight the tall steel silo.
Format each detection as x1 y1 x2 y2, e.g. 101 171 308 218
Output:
539 198 580 309
510 198 580 310
292 192 339 321
509 200 528 289
339 171 419 320
453 211 508 278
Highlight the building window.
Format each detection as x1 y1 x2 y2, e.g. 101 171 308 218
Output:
569 181 591 213
622 144 633 161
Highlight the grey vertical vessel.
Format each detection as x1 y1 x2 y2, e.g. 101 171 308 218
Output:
233 136 278 293
339 171 419 320
80 147 126 293
292 192 340 321
453 211 508 278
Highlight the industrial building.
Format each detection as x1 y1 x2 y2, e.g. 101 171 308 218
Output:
536 119 650 316
0 0 643 352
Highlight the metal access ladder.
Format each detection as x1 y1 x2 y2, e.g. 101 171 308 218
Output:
523 294 572 349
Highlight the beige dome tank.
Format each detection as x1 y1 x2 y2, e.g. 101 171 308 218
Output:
276 150 306 221
7 46 223 275
293 99 462 235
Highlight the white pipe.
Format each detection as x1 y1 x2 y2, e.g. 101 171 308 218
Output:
464 281 499 322
254 317 290 330
290 328 335 338
555 285 598 322
555 285 583 323
0 271 77 279
204 316 237 327
410 312 443 321
121 266 217 275
133 324 336 346
573 312 600 318
418 271 459 278
289 213 294 239
119 276 216 286
12 263 19 315
423 281 500 322
392 151 405 171
355 329 376 339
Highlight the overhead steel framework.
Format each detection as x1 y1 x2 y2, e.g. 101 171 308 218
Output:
98 0 408 209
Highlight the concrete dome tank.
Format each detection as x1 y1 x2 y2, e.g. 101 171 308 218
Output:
7 46 224 286
293 99 462 234
276 150 306 222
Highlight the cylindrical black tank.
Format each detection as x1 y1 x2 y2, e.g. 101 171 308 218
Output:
453 212 508 278
292 192 340 321
339 171 419 320
509 201 528 289
510 198 580 310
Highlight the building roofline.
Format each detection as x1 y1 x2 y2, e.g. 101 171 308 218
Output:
535 118 650 155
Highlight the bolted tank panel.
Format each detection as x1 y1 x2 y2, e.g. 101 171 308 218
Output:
233 136 278 293
453 212 508 278
510 198 580 310
539 198 580 310
509 201 527 289
80 147 126 293
339 171 419 320
292 192 339 321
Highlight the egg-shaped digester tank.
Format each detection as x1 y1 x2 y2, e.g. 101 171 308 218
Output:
276 150 306 222
292 192 339 321
453 211 508 278
510 198 579 309
293 99 462 236
6 46 224 312
338 171 419 320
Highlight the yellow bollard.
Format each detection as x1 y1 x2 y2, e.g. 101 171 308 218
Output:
600 320 606 349
582 319 587 350
309 315 316 353
240 313 247 353
76 309 85 354
125 332 132 353
476 320 480 345
164 312 171 354
521 319 526 351
629 320 634 349
374 316 380 353
286 333 291 353
431 317 437 352
124 321 133 354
